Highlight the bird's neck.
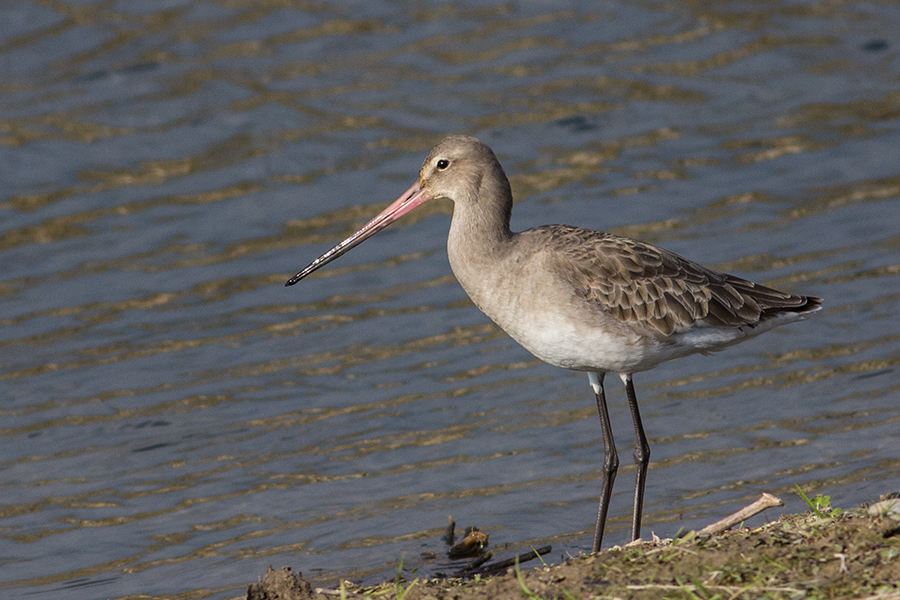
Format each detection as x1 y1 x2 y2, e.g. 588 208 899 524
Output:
445 185 515 311
447 186 513 259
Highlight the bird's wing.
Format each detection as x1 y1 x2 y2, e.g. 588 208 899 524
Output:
532 226 808 336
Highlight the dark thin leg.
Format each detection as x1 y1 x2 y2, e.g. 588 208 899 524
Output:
588 372 618 553
624 374 650 542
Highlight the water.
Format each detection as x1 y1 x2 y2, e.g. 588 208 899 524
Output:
2 1 899 598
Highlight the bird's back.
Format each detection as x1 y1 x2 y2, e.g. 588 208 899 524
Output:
531 225 822 335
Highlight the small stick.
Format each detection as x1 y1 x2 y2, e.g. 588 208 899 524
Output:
464 551 493 571
442 516 456 546
700 493 783 536
458 545 552 577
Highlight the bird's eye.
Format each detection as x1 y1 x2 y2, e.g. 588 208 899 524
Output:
436 159 450 170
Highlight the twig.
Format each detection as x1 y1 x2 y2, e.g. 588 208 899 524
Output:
315 587 349 596
700 493 783 536
442 515 456 546
457 545 552 577
463 551 493 572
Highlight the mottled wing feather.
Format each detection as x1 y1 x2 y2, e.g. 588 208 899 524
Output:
532 225 816 336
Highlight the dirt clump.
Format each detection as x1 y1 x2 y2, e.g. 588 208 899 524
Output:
246 566 315 600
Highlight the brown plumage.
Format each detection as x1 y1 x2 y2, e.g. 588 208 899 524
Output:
535 225 819 336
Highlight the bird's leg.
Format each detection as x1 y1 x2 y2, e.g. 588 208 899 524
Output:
622 373 650 542
588 372 618 553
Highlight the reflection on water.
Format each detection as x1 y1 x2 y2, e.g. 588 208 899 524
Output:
2 1 900 598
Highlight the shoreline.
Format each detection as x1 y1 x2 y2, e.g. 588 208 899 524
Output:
244 495 900 600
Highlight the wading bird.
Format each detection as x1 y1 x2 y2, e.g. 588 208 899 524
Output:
286 136 822 552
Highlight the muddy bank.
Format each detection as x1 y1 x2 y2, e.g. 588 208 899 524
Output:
246 496 900 600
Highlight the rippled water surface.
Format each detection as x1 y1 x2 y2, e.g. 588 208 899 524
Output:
2 1 900 598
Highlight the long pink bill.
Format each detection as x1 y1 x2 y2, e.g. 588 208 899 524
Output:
285 181 432 286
